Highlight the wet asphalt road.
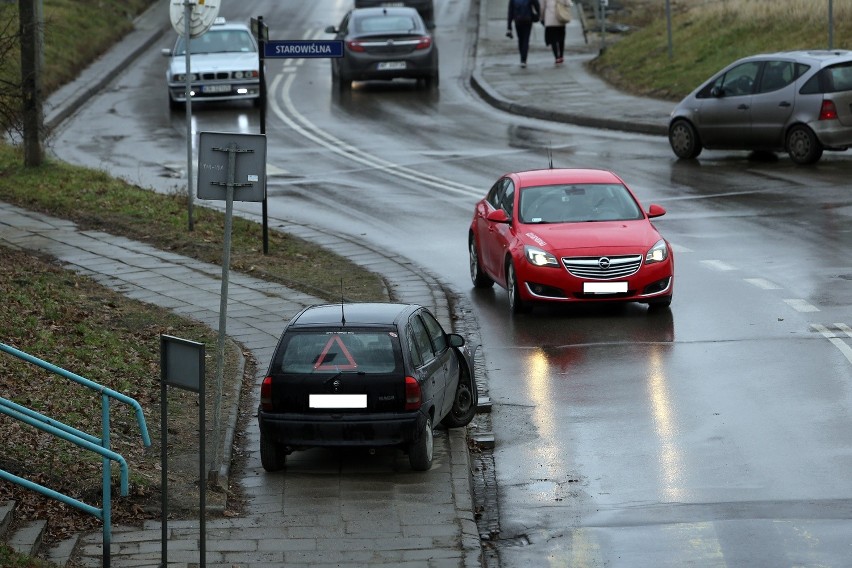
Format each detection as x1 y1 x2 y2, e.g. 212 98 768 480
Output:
48 0 852 565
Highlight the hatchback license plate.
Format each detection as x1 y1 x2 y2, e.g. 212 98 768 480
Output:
202 84 231 94
584 282 627 294
377 61 407 70
309 394 367 409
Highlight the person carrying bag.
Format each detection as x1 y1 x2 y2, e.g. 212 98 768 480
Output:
556 0 573 24
539 0 570 64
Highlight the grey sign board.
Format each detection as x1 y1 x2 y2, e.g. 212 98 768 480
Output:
197 131 266 202
160 335 204 393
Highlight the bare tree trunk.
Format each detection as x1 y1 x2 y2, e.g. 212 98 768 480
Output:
19 0 43 167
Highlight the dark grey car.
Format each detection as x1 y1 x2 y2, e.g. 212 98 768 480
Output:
257 303 477 472
354 0 436 28
324 7 439 91
669 50 852 164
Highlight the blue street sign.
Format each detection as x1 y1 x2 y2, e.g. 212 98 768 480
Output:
264 40 344 58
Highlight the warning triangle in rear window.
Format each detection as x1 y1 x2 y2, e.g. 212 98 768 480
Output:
314 334 358 371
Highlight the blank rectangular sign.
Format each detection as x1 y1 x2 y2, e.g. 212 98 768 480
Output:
161 335 204 393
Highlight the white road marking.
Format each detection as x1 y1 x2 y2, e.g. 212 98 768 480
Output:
701 259 736 271
745 278 781 290
268 72 483 199
784 299 819 313
835 323 852 338
811 324 852 365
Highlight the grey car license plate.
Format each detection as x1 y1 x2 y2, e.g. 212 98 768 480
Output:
377 61 407 70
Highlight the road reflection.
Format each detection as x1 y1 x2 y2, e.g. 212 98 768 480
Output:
646 344 685 501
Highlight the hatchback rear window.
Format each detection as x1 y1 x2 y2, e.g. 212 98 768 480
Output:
275 330 402 374
801 62 852 94
825 62 852 92
355 16 418 34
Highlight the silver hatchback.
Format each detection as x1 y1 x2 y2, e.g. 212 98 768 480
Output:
669 50 852 164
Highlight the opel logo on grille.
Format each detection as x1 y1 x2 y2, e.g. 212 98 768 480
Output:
332 379 341 392
598 257 611 270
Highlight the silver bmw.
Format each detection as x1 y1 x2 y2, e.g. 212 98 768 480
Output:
162 19 261 110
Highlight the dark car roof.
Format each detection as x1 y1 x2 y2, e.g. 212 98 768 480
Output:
288 303 419 328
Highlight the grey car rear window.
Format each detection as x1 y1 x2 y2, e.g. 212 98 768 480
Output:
356 16 418 34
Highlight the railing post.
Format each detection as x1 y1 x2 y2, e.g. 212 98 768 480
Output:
102 392 111 568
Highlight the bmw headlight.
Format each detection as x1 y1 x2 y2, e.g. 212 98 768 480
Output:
233 71 245 79
524 246 559 267
645 239 669 264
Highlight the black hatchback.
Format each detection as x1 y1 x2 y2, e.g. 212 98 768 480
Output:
257 303 477 472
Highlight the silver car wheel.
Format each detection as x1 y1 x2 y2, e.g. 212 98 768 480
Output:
786 125 823 165
669 119 702 159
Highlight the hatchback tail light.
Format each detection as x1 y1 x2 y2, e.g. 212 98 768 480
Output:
404 376 422 410
346 40 366 53
819 100 838 121
415 37 432 50
260 376 273 411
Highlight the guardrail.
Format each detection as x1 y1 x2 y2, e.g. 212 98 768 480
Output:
0 342 151 568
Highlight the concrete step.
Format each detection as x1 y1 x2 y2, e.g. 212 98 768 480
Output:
8 518 47 557
45 533 80 568
0 501 14 539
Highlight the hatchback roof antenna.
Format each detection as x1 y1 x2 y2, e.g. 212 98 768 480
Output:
340 278 346 325
548 143 553 169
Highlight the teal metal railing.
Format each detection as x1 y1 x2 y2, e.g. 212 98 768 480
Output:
0 342 151 568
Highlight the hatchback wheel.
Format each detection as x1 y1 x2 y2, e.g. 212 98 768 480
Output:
507 261 530 314
260 431 286 472
409 416 434 471
441 372 477 428
669 119 702 159
786 125 823 164
469 237 494 288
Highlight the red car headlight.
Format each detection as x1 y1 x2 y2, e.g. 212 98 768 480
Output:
524 246 559 267
645 239 669 264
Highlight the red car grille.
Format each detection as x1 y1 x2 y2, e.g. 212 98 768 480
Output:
562 255 642 279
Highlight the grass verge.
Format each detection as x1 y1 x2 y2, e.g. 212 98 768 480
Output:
587 0 852 101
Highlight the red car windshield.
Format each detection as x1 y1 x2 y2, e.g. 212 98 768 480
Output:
518 183 644 224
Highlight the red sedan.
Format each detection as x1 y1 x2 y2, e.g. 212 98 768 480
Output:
468 168 674 314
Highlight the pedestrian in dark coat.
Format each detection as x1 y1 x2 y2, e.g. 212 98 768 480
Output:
507 0 541 68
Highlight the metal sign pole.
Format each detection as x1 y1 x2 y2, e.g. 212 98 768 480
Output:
209 143 253 483
160 377 168 568
828 0 834 49
184 0 195 231
199 365 206 567
256 16 270 255
160 336 206 568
